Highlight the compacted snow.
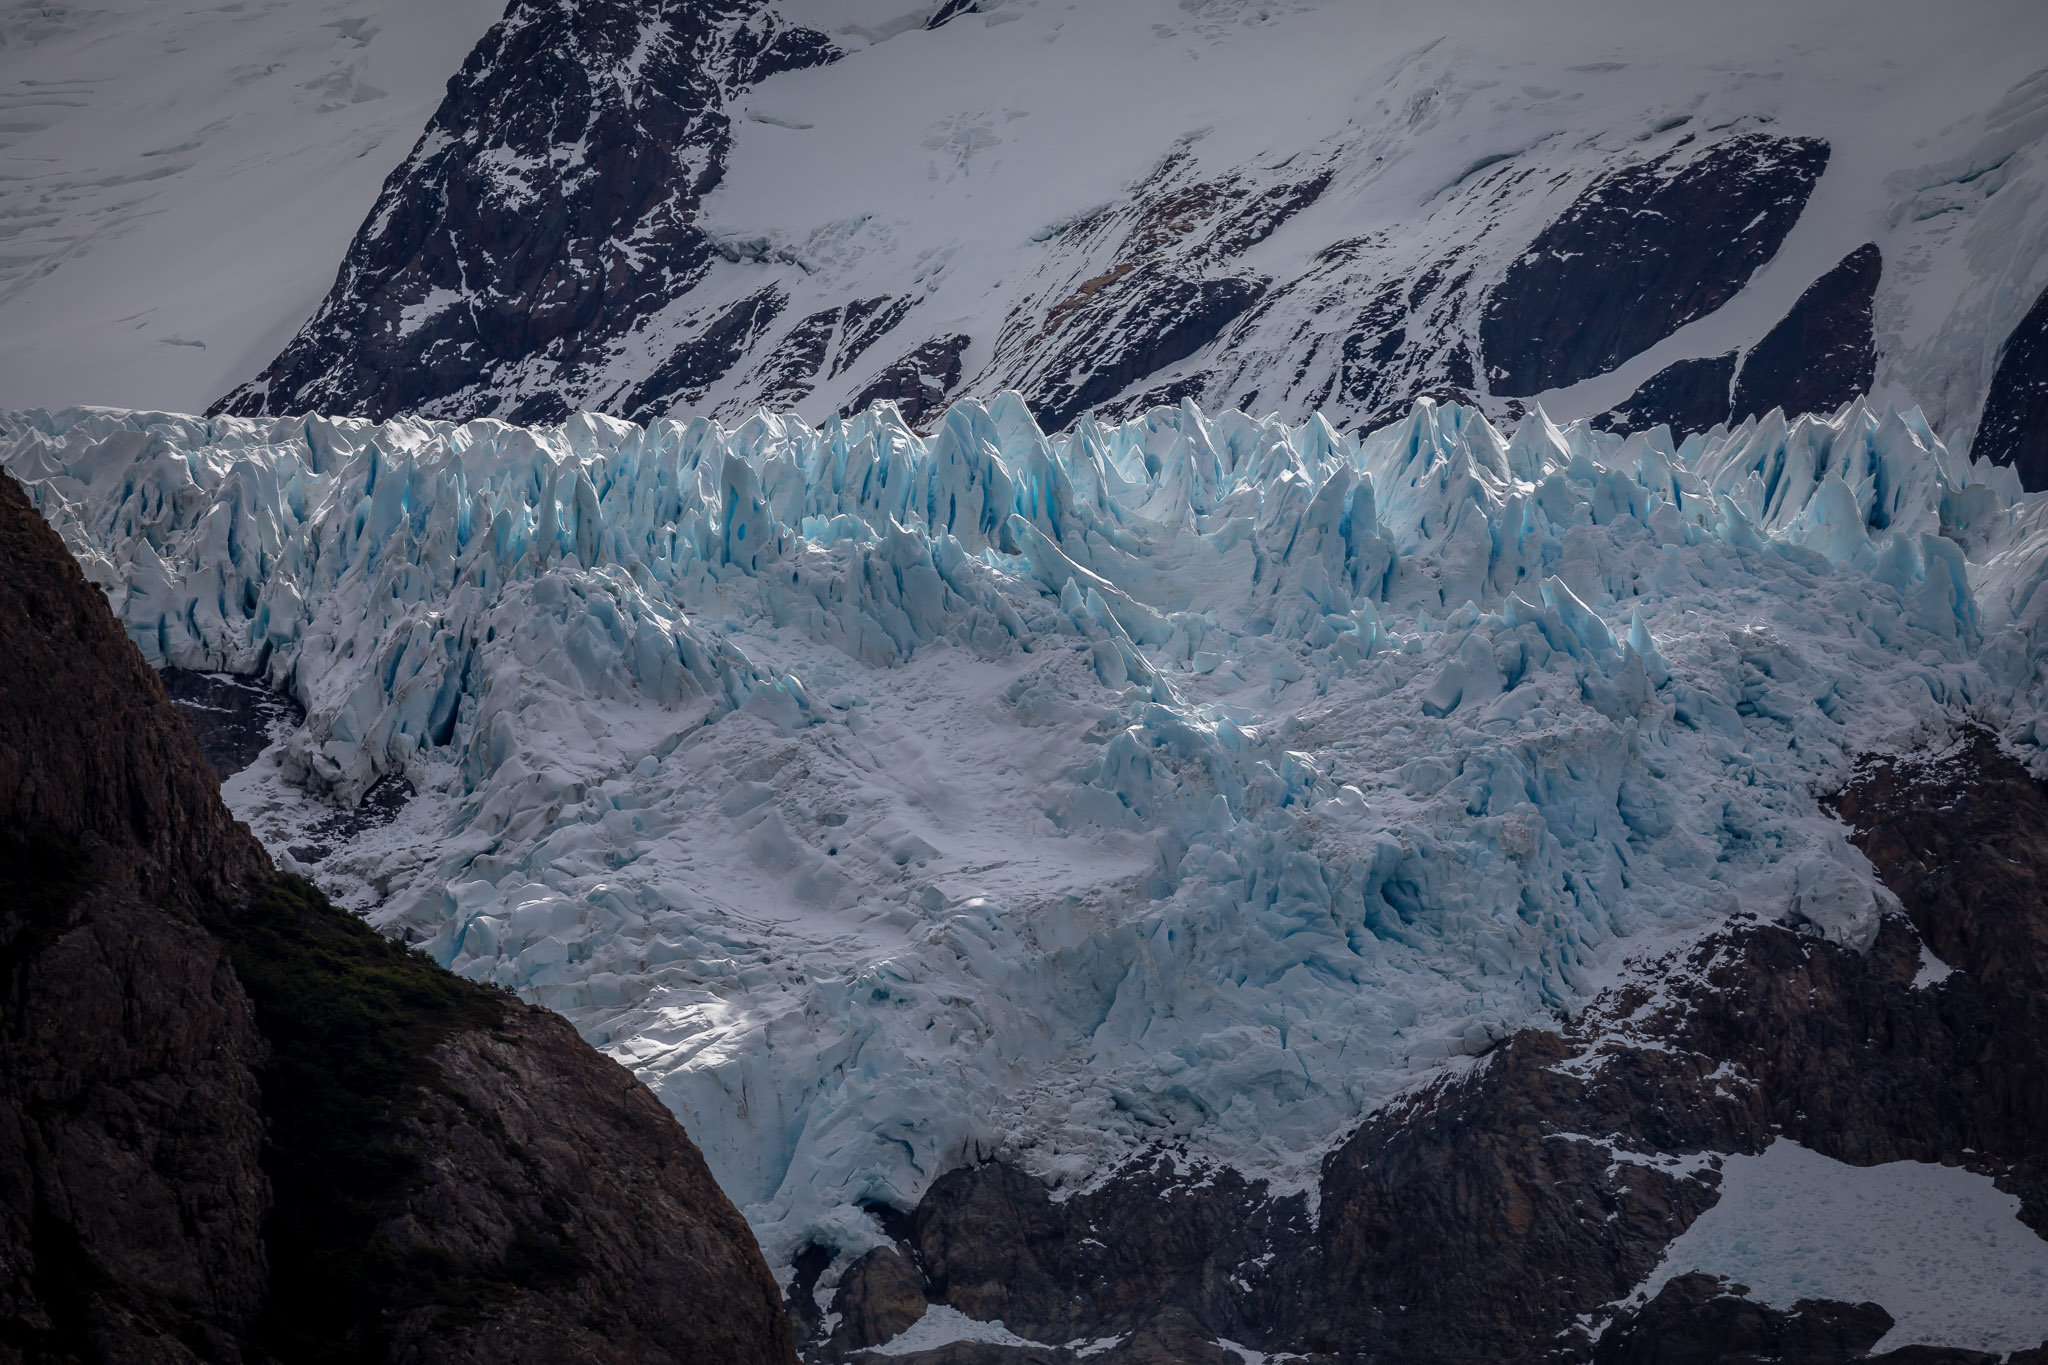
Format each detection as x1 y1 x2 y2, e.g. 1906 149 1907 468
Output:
7 392 2048 1274
1636 1140 2048 1354
0 0 505 411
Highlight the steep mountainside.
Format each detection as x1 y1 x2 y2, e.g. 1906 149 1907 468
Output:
183 0 2048 473
0 0 505 413
0 469 795 1364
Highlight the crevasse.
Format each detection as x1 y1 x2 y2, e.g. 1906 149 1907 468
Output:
7 392 2046 1270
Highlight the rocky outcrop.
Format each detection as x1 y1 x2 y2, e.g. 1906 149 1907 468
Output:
160 668 305 779
741 296 919 414
379 1005 794 1363
906 1154 1307 1349
625 285 792 423
214 0 836 425
1482 135 1829 394
1592 1274 1895 1365
0 866 271 1362
826 1247 928 1356
1590 1273 1999 1365
798 732 2048 1363
1731 243 1882 423
1598 244 1881 437
0 469 796 1364
988 146 1326 432
1974 282 2048 490
843 334 973 428
1599 351 1737 437
0 477 271 909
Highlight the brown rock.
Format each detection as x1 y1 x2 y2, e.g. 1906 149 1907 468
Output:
381 1006 795 1364
0 469 270 907
910 1153 1307 1347
829 1245 928 1354
0 881 270 1363
1590 1273 1893 1364
1095 1306 1245 1365
0 469 797 1364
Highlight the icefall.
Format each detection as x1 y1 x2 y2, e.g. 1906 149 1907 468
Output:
5 391 2041 1270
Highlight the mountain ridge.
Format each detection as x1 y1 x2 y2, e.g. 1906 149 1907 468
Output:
174 0 2048 484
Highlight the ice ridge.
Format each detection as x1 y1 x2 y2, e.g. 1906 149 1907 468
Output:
5 392 2044 1271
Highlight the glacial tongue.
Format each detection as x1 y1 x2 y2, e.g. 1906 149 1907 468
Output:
6 391 2044 1292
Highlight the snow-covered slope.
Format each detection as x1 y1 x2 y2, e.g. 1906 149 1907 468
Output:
9 389 2046 1276
202 0 2048 468
0 0 505 412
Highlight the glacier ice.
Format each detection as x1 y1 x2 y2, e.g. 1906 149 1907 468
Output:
7 391 2047 1273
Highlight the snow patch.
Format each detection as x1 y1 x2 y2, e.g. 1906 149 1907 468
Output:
1912 939 1955 989
1633 1139 2048 1355
867 1305 1048 1355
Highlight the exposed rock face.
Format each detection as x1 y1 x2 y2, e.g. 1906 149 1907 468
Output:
1481 135 1830 394
1598 244 1880 437
381 1006 795 1363
1975 283 2048 490
826 1246 927 1356
799 732 2048 1363
625 284 793 423
986 145 1327 432
161 668 305 779
0 469 796 1364
1590 1274 1897 1365
843 334 973 428
1599 351 1737 437
910 1153 1309 1348
0 473 271 908
0 867 271 1362
1731 243 1882 423
1589 1272 2011 1365
215 0 836 425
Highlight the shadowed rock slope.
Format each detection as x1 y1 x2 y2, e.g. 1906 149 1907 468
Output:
0 468 796 1364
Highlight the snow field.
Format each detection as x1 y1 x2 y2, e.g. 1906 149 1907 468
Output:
693 0 2048 442
0 0 506 411
7 390 2048 1277
1636 1140 2048 1354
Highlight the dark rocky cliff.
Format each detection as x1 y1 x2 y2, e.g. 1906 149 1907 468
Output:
1481 134 1829 396
212 0 836 426
1975 283 2048 492
0 470 797 1364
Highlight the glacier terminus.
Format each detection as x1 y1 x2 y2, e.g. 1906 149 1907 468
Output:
7 390 2040 1286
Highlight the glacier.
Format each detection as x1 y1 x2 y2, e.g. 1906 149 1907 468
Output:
7 392 2047 1276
